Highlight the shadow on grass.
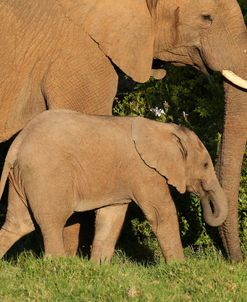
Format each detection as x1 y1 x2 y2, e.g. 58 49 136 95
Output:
116 203 160 266
1 211 96 263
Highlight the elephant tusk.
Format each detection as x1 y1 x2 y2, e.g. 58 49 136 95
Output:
222 70 247 89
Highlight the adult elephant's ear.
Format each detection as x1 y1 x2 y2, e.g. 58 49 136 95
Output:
132 117 187 193
56 0 154 83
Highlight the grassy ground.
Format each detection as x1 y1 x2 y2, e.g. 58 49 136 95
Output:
0 247 247 302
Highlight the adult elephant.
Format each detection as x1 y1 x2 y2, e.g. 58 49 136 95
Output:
0 0 246 261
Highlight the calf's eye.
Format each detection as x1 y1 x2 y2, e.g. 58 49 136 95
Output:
204 162 209 169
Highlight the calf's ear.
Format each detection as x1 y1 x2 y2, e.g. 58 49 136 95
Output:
132 117 187 193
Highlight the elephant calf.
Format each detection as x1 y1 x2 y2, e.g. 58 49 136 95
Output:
0 110 228 262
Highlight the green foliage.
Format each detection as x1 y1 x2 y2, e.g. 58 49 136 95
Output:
114 66 224 159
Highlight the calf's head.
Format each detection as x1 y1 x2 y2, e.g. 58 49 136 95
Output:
132 117 228 227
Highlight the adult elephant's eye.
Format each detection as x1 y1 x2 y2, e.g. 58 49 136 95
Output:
201 14 213 23
204 162 209 169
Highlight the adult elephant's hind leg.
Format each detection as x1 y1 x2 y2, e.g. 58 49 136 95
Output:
91 204 129 263
0 182 35 258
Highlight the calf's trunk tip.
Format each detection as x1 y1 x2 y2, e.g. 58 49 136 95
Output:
201 190 228 227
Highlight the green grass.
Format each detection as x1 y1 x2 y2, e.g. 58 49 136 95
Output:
0 247 247 302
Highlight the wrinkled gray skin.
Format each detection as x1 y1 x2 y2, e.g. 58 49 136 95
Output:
0 110 228 262
0 0 246 261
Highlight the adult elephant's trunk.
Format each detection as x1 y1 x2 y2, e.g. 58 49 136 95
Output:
218 77 247 262
212 9 247 261
200 181 228 227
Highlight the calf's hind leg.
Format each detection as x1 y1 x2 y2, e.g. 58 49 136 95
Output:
91 203 129 263
32 198 73 257
0 182 35 258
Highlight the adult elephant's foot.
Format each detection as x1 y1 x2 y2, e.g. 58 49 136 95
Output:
219 221 244 262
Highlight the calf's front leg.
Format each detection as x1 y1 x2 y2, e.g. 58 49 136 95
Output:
135 186 184 262
91 203 129 263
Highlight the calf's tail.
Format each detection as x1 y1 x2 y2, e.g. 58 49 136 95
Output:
0 130 26 200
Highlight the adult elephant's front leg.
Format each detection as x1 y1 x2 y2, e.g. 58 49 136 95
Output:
218 83 247 262
91 204 129 263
